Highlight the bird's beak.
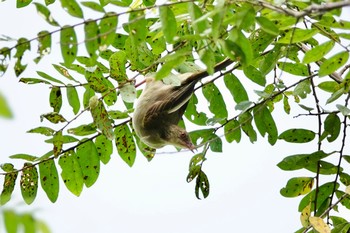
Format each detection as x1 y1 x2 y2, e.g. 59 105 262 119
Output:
186 142 196 153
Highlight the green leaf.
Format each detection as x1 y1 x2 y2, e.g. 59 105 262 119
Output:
200 48 215 75
58 150 84 196
278 128 315 143
239 112 257 143
277 62 309 76
39 159 59 202
160 6 177 43
66 85 80 114
85 67 109 93
19 78 51 85
84 19 99 57
319 51 349 77
0 91 13 118
9 154 38 161
60 26 78 65
17 0 32 8
35 31 52 63
4 210 19 233
326 87 345 104
53 130 63 157
320 113 341 142
95 134 113 164
202 83 228 120
337 104 350 116
81 1 105 12
67 123 97 136
83 86 95 108
120 83 136 103
187 165 201 183
59 0 84 18
21 213 36 233
52 64 78 82
256 16 279 35
108 0 132 7
188 2 207 34
224 120 241 143
99 12 118 49
243 66 266 86
293 79 311 99
90 100 114 140
277 150 330 171
34 3 59 26
195 170 210 199
40 112 67 124
299 182 338 212
224 73 248 104
114 124 136 167
184 94 208 126
303 40 335 64
142 0 155 6
155 55 186 80
76 139 100 187
280 177 314 197
20 163 38 205
278 28 318 44
37 71 64 84
1 171 18 205
318 81 338 93
49 87 62 112
306 160 339 175
45 135 78 144
253 106 278 145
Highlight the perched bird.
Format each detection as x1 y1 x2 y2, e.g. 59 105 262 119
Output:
132 73 198 152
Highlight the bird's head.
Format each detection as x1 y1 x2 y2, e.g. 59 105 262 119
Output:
167 125 196 153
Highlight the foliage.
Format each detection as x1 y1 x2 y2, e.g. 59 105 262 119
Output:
1 209 51 233
1 0 350 232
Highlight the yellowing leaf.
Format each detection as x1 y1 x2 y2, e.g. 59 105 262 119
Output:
300 203 311 227
309 216 331 233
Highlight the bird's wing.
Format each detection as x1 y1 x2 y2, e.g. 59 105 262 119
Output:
143 82 196 127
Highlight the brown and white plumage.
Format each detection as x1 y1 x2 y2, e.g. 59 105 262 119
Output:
132 73 197 151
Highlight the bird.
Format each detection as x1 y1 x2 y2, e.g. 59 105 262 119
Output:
132 58 233 152
132 72 197 152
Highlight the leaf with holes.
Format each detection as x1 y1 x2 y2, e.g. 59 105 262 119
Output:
34 3 59 26
202 83 228 120
60 26 77 65
20 163 38 205
184 94 208 126
99 12 118 49
60 0 83 18
49 87 62 112
195 170 210 199
0 164 18 205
